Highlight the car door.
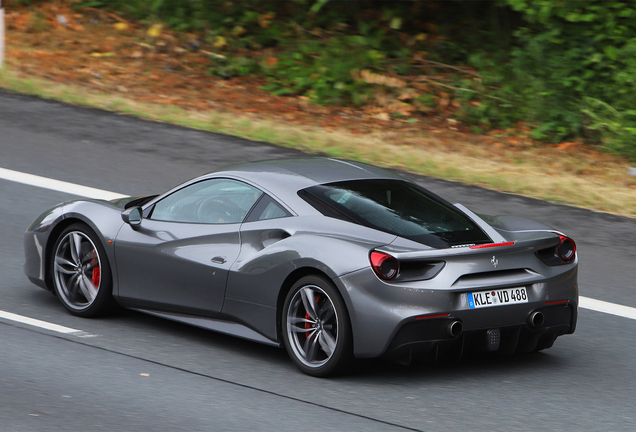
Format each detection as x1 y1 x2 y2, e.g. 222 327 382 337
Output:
115 178 263 315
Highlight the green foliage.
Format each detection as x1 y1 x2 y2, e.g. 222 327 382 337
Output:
201 2 411 105
261 37 385 105
208 55 261 79
582 98 636 160
72 0 636 160
77 0 219 30
452 54 519 130
501 0 636 157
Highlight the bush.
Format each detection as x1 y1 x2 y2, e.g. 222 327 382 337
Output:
71 0 636 160
260 37 387 105
502 0 636 156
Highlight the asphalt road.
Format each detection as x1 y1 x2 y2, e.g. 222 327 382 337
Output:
1 90 635 431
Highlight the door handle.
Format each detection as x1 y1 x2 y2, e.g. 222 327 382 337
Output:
211 256 227 264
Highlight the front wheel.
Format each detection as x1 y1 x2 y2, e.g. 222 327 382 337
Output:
51 223 113 317
282 275 353 377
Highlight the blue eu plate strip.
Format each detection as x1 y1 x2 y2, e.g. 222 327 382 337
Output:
467 292 475 309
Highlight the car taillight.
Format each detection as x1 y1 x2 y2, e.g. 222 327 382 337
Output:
370 251 398 281
558 235 576 262
536 233 577 265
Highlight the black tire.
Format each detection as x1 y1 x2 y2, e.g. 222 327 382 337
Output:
51 223 114 317
282 275 353 377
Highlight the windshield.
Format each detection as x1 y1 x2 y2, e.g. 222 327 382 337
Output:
300 179 491 248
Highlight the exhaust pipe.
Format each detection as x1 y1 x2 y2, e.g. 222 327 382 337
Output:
528 311 544 328
447 320 463 338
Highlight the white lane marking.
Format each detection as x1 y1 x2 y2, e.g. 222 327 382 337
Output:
0 310 85 335
3 167 636 323
0 167 127 200
579 296 636 320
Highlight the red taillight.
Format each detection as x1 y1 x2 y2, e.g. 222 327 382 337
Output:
370 251 398 281
469 242 515 249
557 235 576 262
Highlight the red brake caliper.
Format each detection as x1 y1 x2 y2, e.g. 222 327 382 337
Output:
304 295 321 338
90 251 100 289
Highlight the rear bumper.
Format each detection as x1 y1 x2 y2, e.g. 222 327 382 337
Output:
384 302 575 361
335 265 578 358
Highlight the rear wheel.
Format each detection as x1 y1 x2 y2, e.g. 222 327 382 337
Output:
282 275 353 377
51 224 113 317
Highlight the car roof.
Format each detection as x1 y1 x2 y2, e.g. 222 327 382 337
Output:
215 158 403 193
159 158 406 217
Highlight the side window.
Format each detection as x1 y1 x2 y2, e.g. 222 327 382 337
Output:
245 194 291 222
151 179 263 224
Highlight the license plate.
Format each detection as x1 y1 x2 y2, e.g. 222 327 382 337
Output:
467 287 528 309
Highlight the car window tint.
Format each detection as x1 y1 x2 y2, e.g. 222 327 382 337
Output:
151 179 263 224
300 179 491 248
245 194 291 222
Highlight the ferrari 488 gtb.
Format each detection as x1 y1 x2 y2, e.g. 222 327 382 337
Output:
24 158 578 376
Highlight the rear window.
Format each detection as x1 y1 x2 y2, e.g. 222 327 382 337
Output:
300 179 491 248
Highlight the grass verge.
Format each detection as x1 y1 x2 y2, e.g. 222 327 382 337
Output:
1 67 635 218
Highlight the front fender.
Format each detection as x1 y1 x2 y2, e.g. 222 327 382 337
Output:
24 199 127 294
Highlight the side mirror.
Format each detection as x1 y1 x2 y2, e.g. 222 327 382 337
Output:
121 206 143 230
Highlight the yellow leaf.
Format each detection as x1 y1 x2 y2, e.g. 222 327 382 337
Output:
232 26 246 37
213 36 227 48
114 22 128 31
147 24 162 38
90 52 115 57
140 373 150 377
389 17 402 30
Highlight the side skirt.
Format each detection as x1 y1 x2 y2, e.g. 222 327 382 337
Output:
132 309 281 347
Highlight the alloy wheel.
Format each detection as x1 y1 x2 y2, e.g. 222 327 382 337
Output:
286 284 339 368
53 230 102 311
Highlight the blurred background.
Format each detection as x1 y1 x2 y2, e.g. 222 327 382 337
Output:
1 0 636 216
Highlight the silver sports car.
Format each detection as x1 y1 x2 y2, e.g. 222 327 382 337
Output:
24 158 578 376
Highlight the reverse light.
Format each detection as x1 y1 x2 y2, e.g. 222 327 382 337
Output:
370 251 398 281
